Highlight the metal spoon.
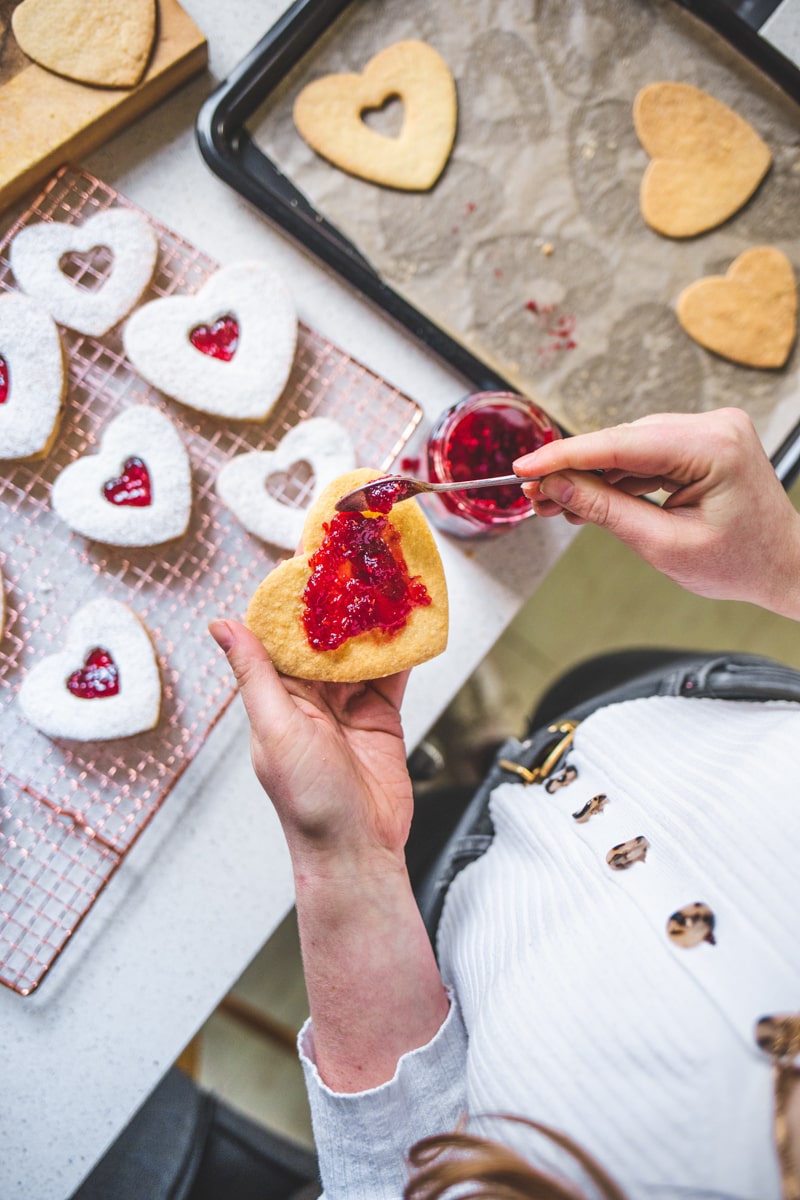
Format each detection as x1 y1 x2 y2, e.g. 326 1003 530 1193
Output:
335 472 537 513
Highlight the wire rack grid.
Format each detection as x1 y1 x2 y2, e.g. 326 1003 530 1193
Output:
0 165 422 995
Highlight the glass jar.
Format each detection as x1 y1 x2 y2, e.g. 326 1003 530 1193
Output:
424 392 561 538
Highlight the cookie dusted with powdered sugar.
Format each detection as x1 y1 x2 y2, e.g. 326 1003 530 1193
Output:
0 292 66 461
18 598 161 741
216 418 355 551
10 208 159 337
52 405 192 546
123 261 297 421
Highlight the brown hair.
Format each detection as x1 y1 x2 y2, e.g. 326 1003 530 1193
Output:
404 1115 628 1200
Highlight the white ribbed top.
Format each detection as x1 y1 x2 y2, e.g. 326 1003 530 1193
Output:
301 697 800 1200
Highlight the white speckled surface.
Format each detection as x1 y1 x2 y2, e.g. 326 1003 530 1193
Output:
0 4 577 1197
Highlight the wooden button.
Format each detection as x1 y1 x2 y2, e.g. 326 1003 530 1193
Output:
606 835 649 869
755 1014 800 1062
572 793 608 823
545 765 578 793
667 902 716 947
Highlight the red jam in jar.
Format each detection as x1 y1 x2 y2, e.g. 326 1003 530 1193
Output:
302 511 430 651
425 392 560 537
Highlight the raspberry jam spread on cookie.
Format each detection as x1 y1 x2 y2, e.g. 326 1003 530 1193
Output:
103 457 152 507
189 315 239 361
66 648 120 699
0 355 8 404
302 512 430 651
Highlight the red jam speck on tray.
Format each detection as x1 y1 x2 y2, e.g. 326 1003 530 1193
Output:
103 457 153 507
66 648 120 699
302 511 430 651
189 315 239 361
0 354 8 404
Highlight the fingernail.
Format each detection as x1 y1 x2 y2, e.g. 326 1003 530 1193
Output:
208 619 234 652
540 474 574 505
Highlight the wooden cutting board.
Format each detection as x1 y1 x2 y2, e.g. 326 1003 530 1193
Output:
0 0 207 212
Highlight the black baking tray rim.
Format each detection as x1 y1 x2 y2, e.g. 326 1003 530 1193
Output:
195 0 800 485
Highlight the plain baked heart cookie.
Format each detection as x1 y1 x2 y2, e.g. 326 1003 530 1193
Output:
246 468 448 681
18 598 161 741
12 0 156 88
0 291 66 461
217 418 355 551
10 208 159 337
123 262 298 421
676 246 797 368
293 40 457 191
52 405 192 545
634 82 771 238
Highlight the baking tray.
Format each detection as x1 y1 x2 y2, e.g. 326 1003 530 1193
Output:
196 0 800 486
0 165 422 995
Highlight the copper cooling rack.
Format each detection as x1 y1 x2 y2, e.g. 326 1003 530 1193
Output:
0 164 422 995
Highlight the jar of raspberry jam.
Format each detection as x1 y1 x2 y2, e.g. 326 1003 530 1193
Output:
424 392 561 537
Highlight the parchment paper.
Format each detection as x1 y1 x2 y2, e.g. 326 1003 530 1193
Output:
248 0 800 451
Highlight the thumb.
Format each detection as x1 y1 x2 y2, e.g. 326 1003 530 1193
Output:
209 618 295 731
539 470 669 552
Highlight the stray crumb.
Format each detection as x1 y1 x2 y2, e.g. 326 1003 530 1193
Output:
541 242 554 257
466 201 476 214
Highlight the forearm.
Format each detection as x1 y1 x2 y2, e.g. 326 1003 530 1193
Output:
293 853 450 1094
759 507 800 621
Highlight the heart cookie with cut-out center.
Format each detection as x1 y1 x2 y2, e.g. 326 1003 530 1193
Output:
676 246 797 368
18 598 161 741
217 418 355 551
12 0 156 88
634 82 771 238
293 40 457 191
10 208 159 337
0 292 65 461
52 405 192 545
123 262 298 421
246 468 448 681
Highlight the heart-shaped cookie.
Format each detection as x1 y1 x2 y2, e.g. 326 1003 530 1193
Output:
246 468 448 681
217 418 355 551
0 291 66 461
676 246 797 368
293 40 457 191
12 0 156 88
634 82 771 238
123 261 298 421
52 405 192 545
10 208 159 337
18 598 161 740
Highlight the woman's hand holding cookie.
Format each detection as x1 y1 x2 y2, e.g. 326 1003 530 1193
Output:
209 618 414 877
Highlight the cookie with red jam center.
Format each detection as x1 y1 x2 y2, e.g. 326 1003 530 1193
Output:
246 468 448 682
